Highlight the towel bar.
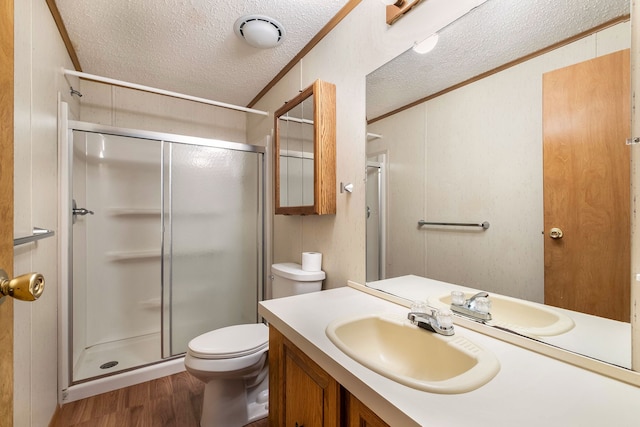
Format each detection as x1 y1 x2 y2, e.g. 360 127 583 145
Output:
418 221 490 230
14 227 55 246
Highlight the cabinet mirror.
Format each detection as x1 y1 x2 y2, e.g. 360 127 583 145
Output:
275 79 336 215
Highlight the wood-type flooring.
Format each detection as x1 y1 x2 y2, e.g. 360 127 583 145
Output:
50 371 268 427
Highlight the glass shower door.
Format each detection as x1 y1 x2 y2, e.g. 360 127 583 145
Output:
68 125 264 382
162 142 263 357
71 130 162 382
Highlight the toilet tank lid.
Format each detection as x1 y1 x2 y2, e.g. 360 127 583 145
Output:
272 263 326 281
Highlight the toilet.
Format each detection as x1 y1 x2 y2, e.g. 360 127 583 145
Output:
184 262 325 427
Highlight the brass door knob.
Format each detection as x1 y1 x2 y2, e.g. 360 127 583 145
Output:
549 227 564 239
0 269 45 301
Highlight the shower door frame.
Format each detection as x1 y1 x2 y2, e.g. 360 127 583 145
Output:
58 111 266 396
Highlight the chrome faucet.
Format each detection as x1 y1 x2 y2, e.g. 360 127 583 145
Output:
450 291 492 322
407 306 455 336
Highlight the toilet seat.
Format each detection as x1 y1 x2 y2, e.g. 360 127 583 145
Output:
188 323 268 359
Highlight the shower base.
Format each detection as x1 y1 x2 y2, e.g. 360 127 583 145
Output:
64 355 185 403
74 332 161 382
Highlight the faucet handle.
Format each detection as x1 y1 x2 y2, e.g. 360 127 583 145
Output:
436 309 454 329
410 300 428 313
451 291 466 306
473 296 492 314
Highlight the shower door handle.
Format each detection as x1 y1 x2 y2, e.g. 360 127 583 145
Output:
73 208 94 216
72 199 94 224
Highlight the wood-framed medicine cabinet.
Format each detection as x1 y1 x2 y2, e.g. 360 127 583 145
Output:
274 79 336 215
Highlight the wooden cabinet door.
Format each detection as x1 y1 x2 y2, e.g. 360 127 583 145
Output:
283 348 328 427
345 392 389 427
269 326 340 427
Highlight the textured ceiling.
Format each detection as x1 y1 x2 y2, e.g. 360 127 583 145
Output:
367 0 631 120
55 0 350 107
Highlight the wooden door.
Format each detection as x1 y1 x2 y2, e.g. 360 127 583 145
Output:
0 0 14 424
543 49 630 321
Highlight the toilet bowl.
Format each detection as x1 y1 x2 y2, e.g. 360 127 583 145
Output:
185 262 324 426
184 323 269 427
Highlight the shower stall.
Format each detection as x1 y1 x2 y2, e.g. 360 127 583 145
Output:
59 116 264 395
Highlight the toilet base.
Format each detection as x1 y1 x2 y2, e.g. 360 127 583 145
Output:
199 370 268 427
246 378 269 423
246 392 269 423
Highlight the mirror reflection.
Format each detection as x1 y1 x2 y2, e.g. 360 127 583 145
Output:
275 79 336 216
365 0 631 368
277 96 315 208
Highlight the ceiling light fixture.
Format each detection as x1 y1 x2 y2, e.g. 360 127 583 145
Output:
234 15 286 49
413 33 439 54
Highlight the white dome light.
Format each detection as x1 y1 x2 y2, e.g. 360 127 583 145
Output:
234 15 285 49
413 33 439 54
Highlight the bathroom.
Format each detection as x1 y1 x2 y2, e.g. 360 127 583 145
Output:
4 0 640 426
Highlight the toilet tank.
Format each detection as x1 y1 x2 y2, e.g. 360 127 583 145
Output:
271 263 325 299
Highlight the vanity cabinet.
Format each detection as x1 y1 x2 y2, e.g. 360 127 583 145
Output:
269 326 341 426
344 392 389 427
269 326 390 427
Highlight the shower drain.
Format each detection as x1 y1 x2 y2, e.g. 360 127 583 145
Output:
100 361 119 369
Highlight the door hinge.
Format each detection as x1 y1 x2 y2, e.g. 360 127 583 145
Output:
626 137 640 145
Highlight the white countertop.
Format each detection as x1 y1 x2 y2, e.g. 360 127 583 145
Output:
259 286 640 427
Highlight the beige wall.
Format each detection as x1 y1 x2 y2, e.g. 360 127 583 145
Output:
248 0 470 290
13 1 79 426
367 22 630 303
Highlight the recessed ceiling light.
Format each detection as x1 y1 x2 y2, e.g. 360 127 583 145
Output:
234 15 286 49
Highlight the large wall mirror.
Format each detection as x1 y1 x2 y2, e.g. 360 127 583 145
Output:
365 0 633 370
275 79 336 215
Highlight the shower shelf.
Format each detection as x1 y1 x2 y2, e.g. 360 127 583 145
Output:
106 250 161 261
108 208 161 216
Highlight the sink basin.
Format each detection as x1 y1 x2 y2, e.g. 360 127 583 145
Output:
325 313 500 394
429 292 575 337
